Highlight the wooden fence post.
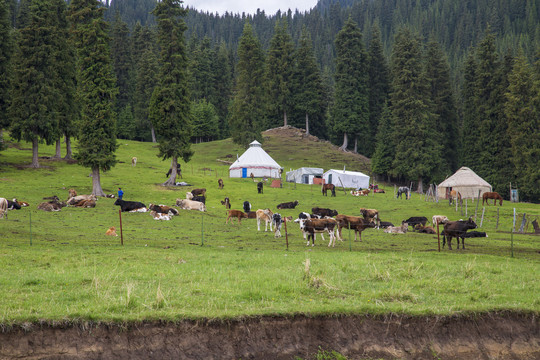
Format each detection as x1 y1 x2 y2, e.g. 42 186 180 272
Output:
480 207 485 227
119 209 124 246
519 213 526 233
496 208 500 229
475 190 481 221
284 219 289 250
513 208 516 232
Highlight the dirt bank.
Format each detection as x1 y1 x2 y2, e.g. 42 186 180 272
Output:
1 313 538 359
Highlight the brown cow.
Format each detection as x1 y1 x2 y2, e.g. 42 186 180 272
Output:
218 178 224 189
106 227 118 236
359 208 380 228
226 209 248 224
335 215 375 242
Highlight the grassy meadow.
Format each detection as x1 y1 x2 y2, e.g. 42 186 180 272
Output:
0 131 539 324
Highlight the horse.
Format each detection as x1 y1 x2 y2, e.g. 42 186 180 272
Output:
449 190 462 206
482 192 503 206
322 183 336 197
396 186 409 199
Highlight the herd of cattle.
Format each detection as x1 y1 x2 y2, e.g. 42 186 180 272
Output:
0 182 487 250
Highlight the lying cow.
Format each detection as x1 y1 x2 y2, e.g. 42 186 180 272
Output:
277 200 299 209
351 189 370 196
149 204 179 216
73 199 96 208
37 199 66 212
175 199 206 212
256 208 274 232
67 194 97 206
415 225 436 234
186 192 206 204
432 215 449 227
379 221 394 229
402 216 428 231
7 200 21 210
226 209 248 224
300 218 339 247
384 222 408 234
335 214 374 242
150 210 171 221
359 208 380 228
311 207 338 218
13 198 29 207
442 218 477 250
114 199 147 212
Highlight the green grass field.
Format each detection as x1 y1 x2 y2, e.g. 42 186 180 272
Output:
0 130 539 324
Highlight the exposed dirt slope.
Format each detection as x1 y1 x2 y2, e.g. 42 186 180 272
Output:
1 313 538 359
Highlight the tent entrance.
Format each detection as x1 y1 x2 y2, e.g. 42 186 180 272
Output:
242 168 247 178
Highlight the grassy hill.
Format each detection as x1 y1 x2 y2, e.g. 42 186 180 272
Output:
0 129 538 323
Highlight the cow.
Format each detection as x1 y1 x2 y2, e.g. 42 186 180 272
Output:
149 204 179 216
105 227 118 236
402 216 428 231
272 213 283 237
300 218 339 247
218 178 224 190
67 194 97 206
150 210 171 221
396 186 409 199
131 157 137 166
432 215 449 227
379 221 394 229
74 199 96 208
384 222 408 234
463 231 488 238
414 225 436 234
68 188 77 198
277 200 299 210
37 200 66 212
0 198 7 219
359 208 380 228
12 199 29 207
7 200 21 210
321 183 336 197
256 209 274 232
221 197 231 209
351 189 370 196
175 199 206 212
311 207 338 218
191 188 206 197
442 218 477 250
335 214 374 242
243 201 251 213
114 199 147 212
226 209 248 224
186 192 206 204
257 181 263 194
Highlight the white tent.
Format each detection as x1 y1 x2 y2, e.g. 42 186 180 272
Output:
286 167 324 184
323 169 370 189
229 140 282 178
437 167 492 199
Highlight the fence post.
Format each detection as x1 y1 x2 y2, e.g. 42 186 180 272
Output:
29 211 32 246
284 219 289 251
119 209 124 246
475 190 481 221
513 208 516 232
496 208 499 229
480 207 485 227
437 221 440 252
201 213 204 246
519 213 526 233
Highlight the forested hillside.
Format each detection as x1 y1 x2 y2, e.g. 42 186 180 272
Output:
1 0 538 201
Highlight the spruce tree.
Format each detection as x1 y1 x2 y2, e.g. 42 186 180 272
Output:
265 20 295 128
390 27 441 192
189 36 214 102
69 0 118 196
371 102 394 179
191 99 219 143
211 41 232 139
10 0 60 168
229 22 265 147
0 0 13 151
460 51 479 170
293 26 326 138
149 0 193 186
331 17 369 153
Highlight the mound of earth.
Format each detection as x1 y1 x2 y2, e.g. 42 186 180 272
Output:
1 313 538 359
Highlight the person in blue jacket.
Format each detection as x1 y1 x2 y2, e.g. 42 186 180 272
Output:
118 187 124 199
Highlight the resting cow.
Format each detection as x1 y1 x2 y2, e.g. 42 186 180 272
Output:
432 215 449 227
311 207 338 218
175 199 206 212
402 216 428 231
379 221 394 229
73 199 96 208
351 189 370 196
114 199 147 212
67 194 97 206
414 225 436 234
37 200 66 212
7 200 21 210
149 204 179 216
277 200 299 209
150 210 171 221
384 223 408 234
442 218 477 250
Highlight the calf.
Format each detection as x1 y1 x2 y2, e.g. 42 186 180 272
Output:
221 197 231 209
415 225 436 234
105 227 118 236
185 192 206 204
191 188 206 197
351 189 370 196
74 199 96 208
243 201 251 213
272 213 283 238
131 157 137 166
7 200 21 210
462 231 488 238
0 198 7 219
442 218 477 250
257 182 263 194
359 208 380 228
226 209 248 224
277 200 299 209
67 194 97 206
379 221 394 229
37 200 66 212
384 222 408 234
68 188 77 198
114 199 147 212
175 199 206 212
432 215 449 227
335 214 374 242
13 199 29 207
311 207 338 218
149 204 179 216
402 216 428 231
301 218 339 247
256 209 274 231
150 210 171 221
218 178 224 189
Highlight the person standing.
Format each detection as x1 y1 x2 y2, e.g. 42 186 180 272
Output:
118 187 124 199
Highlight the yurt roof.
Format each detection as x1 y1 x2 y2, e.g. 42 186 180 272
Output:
229 140 281 169
438 167 491 188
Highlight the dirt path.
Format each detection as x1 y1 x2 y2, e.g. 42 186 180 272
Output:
1 312 538 359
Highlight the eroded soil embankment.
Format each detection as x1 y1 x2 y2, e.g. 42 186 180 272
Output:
0 313 538 359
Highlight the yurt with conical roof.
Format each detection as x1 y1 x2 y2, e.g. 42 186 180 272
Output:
229 141 282 178
437 167 492 199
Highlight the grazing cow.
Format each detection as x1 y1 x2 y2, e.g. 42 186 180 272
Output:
482 192 503 206
149 204 179 216
257 181 263 194
114 199 147 212
37 200 66 212
396 186 409 199
0 198 7 219
191 188 206 197
221 197 231 209
67 195 97 206
243 201 251 213
379 221 394 229
105 227 118 236
68 189 77 198
359 208 380 228
414 225 436 234
226 209 248 224
150 210 171 221
351 189 370 196
7 200 21 210
311 207 338 218
272 213 283 237
218 178 224 190
335 215 374 242
442 218 477 250
432 215 449 227
321 183 336 197
402 216 428 231
300 218 339 247
175 199 206 212
256 209 274 232
277 200 299 209
384 223 408 234
131 157 137 166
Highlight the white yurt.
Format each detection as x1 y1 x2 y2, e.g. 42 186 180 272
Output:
286 167 324 184
437 167 492 199
229 140 282 178
323 169 370 189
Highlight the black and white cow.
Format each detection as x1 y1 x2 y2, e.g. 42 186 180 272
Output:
272 213 283 238
243 201 251 213
114 199 147 212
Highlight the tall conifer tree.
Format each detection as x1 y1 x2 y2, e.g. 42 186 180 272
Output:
69 0 118 196
460 51 479 170
149 0 193 186
110 13 133 117
229 23 265 147
0 0 13 151
211 41 232 138
371 102 394 179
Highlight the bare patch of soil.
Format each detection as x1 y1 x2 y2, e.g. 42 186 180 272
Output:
0 313 538 359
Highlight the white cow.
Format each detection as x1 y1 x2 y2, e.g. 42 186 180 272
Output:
175 199 206 212
0 198 7 219
256 208 274 231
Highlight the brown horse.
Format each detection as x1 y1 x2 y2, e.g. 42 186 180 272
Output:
449 190 462 205
482 192 503 206
322 183 336 197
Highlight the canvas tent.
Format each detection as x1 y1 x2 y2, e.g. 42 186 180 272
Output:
286 167 324 184
437 167 492 199
323 169 370 189
229 140 282 178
